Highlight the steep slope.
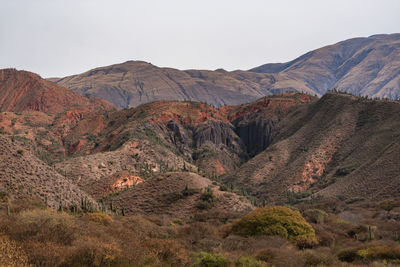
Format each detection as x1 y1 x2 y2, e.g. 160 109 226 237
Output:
0 68 117 160
0 69 114 113
224 92 400 203
0 136 96 208
59 93 315 176
251 33 400 99
53 61 277 108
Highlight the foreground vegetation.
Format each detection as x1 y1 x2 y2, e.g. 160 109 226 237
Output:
1 197 400 266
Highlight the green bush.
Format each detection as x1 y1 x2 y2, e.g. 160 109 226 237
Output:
234 256 267 267
195 252 230 267
335 165 356 176
230 206 317 247
196 187 214 210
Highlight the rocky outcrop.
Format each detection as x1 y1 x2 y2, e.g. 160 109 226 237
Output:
193 121 243 152
233 116 279 157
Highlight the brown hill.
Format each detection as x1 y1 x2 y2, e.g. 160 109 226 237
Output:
107 172 253 219
251 33 400 99
224 92 400 203
0 135 95 209
53 61 278 108
48 94 314 202
52 34 400 109
59 93 315 176
0 68 114 113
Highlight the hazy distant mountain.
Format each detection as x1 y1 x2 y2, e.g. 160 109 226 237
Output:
52 61 277 108
251 33 400 99
52 34 400 108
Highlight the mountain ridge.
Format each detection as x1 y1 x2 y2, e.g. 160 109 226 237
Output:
50 34 400 109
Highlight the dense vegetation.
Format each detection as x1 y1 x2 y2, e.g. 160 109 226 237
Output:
1 197 400 266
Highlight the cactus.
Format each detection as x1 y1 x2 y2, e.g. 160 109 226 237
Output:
58 195 63 212
394 231 399 241
110 201 114 212
368 225 375 241
7 202 10 216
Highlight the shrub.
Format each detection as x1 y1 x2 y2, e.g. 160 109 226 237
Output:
195 252 230 267
345 196 365 204
255 249 275 263
86 212 113 226
379 199 400 212
357 246 400 262
172 218 184 226
142 238 191 266
63 237 126 267
303 209 328 224
234 256 267 267
335 165 356 176
230 206 317 247
337 248 358 262
197 187 214 210
303 250 334 266
9 209 76 245
0 234 29 266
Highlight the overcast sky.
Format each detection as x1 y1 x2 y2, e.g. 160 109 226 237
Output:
1 0 399 78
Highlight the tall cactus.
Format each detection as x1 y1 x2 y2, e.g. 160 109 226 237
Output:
110 201 114 212
7 202 10 216
58 194 63 212
368 225 375 241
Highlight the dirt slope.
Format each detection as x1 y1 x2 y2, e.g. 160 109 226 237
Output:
0 135 95 208
108 172 253 219
224 92 400 203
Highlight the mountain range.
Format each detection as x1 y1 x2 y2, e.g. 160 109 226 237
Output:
1 34 400 266
50 33 400 108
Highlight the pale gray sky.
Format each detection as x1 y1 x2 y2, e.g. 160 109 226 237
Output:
1 0 399 78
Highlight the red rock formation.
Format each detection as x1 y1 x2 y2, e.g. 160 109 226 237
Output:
0 68 115 113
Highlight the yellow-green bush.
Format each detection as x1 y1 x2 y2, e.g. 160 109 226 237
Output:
230 206 317 247
357 246 400 262
194 252 230 267
86 212 113 226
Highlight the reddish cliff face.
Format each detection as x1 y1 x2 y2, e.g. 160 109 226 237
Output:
0 69 114 113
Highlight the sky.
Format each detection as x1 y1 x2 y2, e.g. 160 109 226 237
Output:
0 0 399 78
